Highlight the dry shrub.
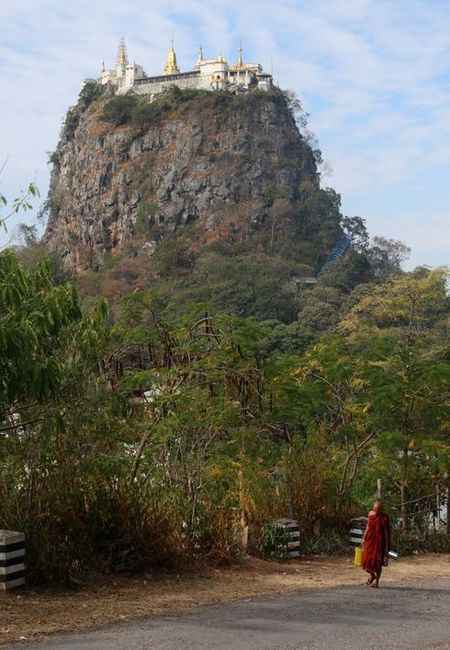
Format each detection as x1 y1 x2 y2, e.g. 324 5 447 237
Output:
0 471 189 584
195 506 242 564
283 436 339 536
103 485 188 572
0 439 245 584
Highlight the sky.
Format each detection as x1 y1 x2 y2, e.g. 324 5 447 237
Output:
0 0 449 269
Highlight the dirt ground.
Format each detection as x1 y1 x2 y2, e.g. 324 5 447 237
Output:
1 554 449 647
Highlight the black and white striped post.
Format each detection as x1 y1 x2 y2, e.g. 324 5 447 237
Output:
0 530 26 591
273 518 301 558
349 517 367 547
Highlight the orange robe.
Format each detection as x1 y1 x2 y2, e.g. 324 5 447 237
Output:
362 511 390 574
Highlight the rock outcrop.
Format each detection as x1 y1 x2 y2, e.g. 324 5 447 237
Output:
44 89 319 271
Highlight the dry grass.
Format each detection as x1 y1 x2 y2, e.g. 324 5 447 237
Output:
1 554 449 646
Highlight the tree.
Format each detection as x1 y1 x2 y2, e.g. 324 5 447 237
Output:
78 80 103 111
101 95 139 126
0 251 81 432
0 182 40 236
17 223 38 247
291 270 450 526
367 236 411 279
282 90 309 129
340 269 450 528
297 285 344 333
293 335 377 509
341 216 369 253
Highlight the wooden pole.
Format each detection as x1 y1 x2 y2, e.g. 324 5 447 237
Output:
238 467 248 552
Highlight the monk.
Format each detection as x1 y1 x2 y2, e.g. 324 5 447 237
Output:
362 499 391 588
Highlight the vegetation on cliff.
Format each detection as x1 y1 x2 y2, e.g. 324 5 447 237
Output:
43 85 319 273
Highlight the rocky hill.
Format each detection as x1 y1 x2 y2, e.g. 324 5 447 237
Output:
44 86 323 272
42 84 367 323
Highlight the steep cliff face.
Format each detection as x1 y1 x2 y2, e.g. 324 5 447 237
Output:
44 89 318 271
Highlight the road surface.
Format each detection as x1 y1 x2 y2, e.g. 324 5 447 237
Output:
10 576 450 649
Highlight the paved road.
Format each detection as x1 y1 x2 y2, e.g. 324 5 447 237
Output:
10 577 450 650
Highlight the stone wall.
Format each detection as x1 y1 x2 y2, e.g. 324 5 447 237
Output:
133 72 202 96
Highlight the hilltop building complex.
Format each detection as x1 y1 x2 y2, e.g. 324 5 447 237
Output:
100 39 273 98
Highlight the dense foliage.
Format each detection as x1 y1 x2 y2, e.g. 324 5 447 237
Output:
60 80 105 143
100 85 290 129
101 86 212 127
0 252 80 414
1 249 448 584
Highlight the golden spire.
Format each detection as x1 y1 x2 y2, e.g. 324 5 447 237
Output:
237 42 244 67
164 41 180 75
117 37 128 67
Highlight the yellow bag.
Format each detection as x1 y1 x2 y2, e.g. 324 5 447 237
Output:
354 546 363 567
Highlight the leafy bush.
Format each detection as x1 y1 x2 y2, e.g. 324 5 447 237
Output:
153 236 197 275
301 530 349 556
63 107 80 141
131 100 165 125
283 436 341 536
47 150 60 167
64 80 105 136
101 94 140 126
392 530 450 556
423 533 450 553
101 87 215 129
78 79 104 111
259 523 290 560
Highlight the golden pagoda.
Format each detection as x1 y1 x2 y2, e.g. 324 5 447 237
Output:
117 37 128 67
237 44 244 68
164 42 180 75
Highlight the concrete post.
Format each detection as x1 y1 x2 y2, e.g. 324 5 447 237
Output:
377 479 382 500
0 530 25 590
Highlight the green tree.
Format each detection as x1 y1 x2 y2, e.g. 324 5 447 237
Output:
367 236 411 279
0 251 81 431
101 94 139 126
78 79 103 111
0 182 39 234
341 269 450 528
292 269 450 525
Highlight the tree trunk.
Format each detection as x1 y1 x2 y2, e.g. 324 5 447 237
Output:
399 448 409 530
400 481 407 531
238 467 248 553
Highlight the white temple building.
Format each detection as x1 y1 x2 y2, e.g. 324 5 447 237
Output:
100 39 273 98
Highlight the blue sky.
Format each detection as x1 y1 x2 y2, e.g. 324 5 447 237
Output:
1 0 449 268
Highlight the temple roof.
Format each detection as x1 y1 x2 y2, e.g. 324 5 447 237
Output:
117 38 128 67
164 43 180 75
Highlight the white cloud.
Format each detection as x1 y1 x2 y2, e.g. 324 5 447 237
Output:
0 0 449 268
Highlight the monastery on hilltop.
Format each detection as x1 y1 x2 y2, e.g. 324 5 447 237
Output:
100 39 274 97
